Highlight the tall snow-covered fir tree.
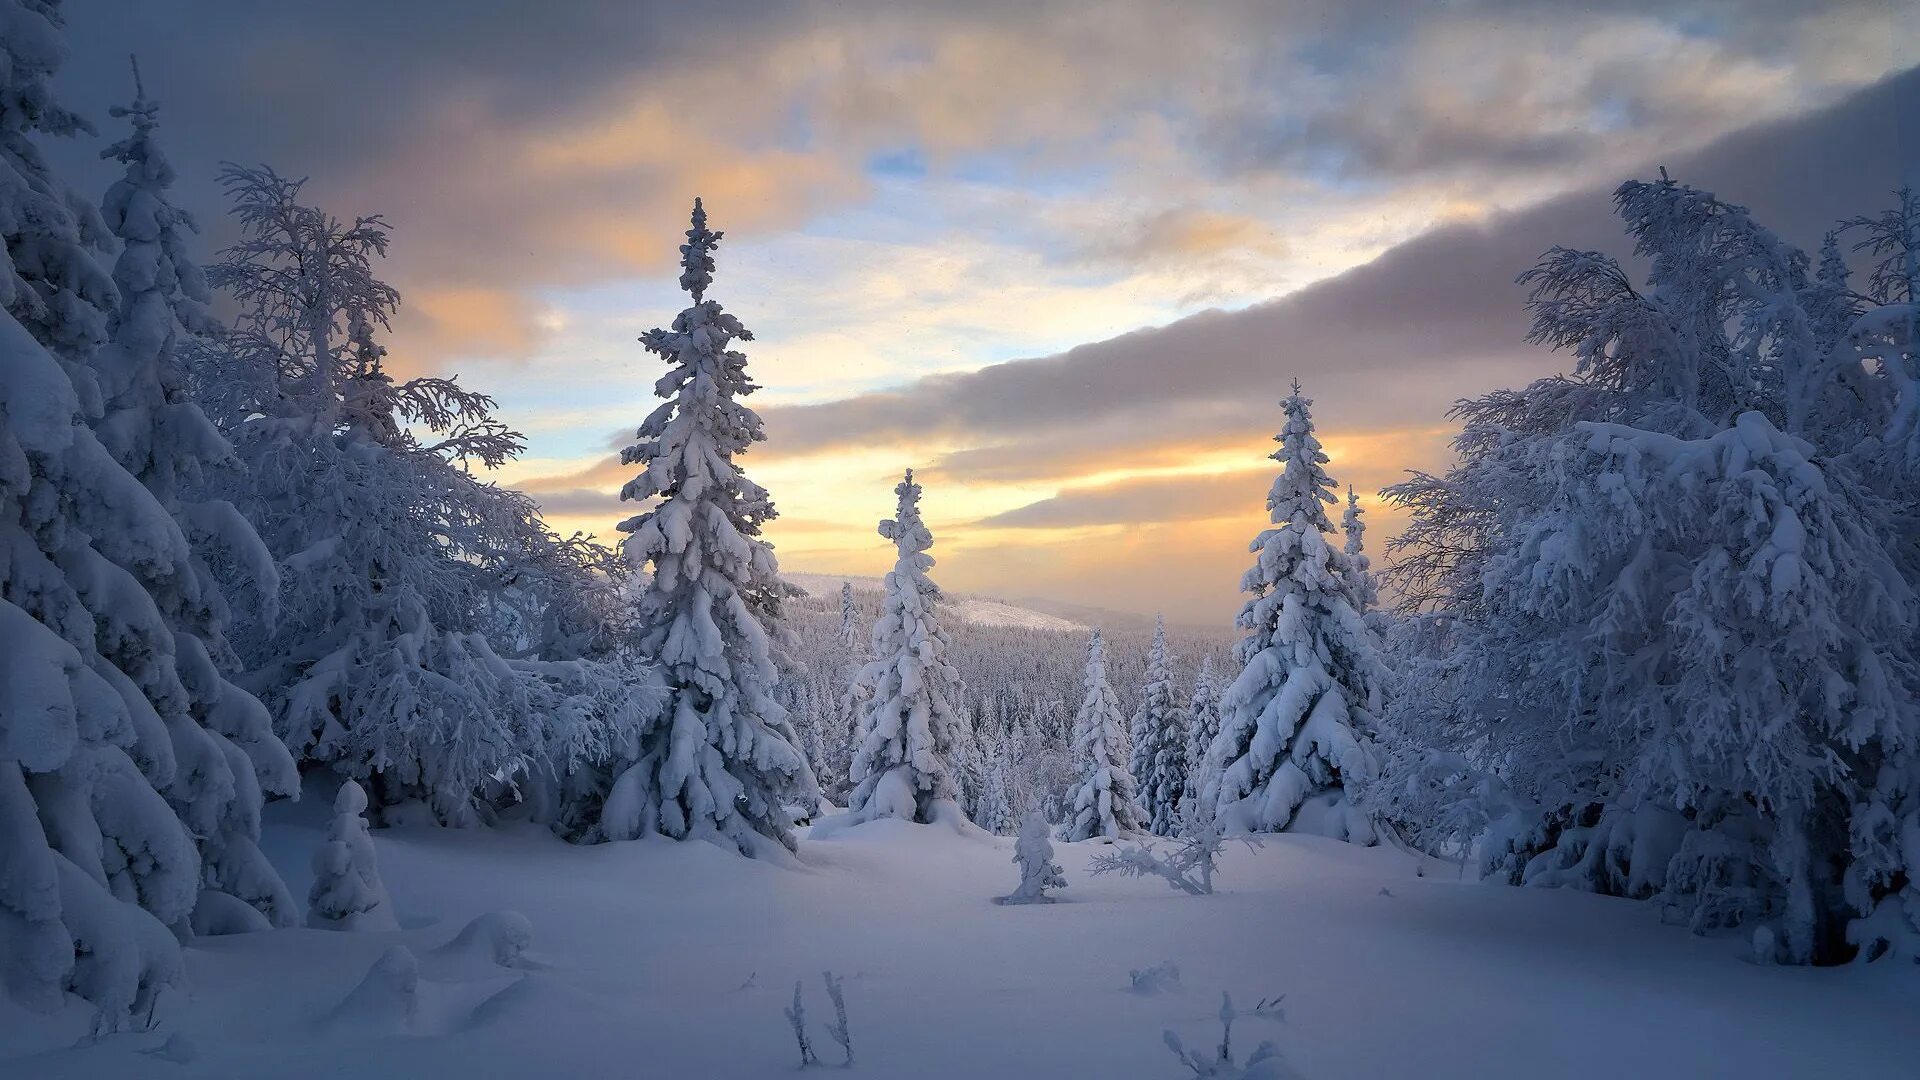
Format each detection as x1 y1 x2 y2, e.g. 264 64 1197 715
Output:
1381 176 1920 963
601 198 814 855
1 5 210 1023
975 731 1019 836
1181 656 1223 823
1341 486 1379 620
197 166 647 826
1205 382 1380 843
84 65 299 927
843 470 967 825
1062 630 1144 841
1128 616 1189 836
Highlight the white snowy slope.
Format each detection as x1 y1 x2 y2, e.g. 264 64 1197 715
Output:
787 572 1086 632
2 780 1915 1078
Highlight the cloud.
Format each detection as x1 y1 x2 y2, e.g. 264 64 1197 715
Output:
760 66 1920 463
977 471 1268 529
53 0 1908 368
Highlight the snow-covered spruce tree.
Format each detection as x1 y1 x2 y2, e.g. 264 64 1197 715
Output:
1063 630 1145 841
1341 486 1381 623
600 198 814 855
0 7 223 1025
843 469 967 825
199 166 639 825
306 780 397 931
86 65 300 930
1181 657 1222 823
1129 616 1189 835
839 580 860 649
1382 176 1920 963
1205 382 1381 842
976 732 1020 836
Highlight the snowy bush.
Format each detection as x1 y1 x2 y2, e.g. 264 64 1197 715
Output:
1089 812 1258 897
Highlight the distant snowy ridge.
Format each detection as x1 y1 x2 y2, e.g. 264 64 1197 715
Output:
787 572 1086 632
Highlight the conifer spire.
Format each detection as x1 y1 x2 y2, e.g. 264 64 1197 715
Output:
678 196 722 301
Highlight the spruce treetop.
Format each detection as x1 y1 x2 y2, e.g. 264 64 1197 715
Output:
1269 379 1337 533
678 196 722 301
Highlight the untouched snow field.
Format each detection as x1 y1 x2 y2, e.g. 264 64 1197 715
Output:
5 785 1916 1079
787 572 1088 633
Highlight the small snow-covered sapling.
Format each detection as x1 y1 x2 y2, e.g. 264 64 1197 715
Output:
1162 993 1287 1079
307 780 399 931
823 970 852 1066
786 981 818 1066
782 970 853 1068
1000 812 1067 904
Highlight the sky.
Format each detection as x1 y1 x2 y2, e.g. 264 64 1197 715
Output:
54 0 1920 623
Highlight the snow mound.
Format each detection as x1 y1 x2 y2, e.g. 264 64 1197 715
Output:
191 890 275 937
1128 961 1181 994
427 911 538 973
325 944 530 1036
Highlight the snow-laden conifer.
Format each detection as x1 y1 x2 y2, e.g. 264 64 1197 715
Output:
1181 657 1223 821
975 732 1020 835
306 780 397 931
1340 487 1380 619
844 470 967 824
84 63 299 930
839 581 860 649
1 7 209 1023
1063 630 1145 841
1129 617 1189 835
601 199 814 854
1206 383 1380 842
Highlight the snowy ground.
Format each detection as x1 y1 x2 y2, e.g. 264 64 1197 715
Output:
5 786 1916 1078
787 572 1087 632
